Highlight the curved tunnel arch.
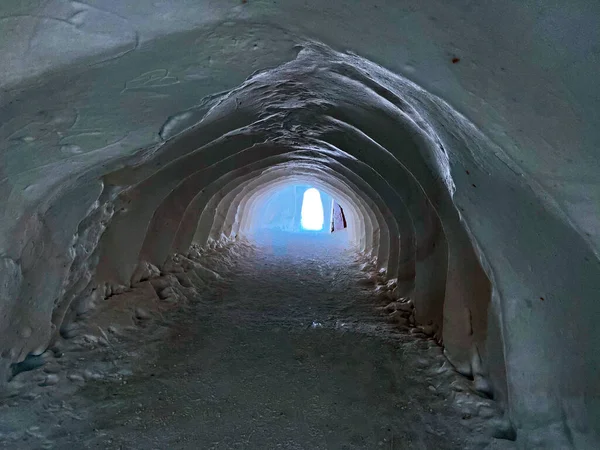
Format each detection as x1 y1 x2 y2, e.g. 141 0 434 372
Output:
137 147 387 270
236 171 375 251
131 138 415 290
223 171 370 249
1 7 599 447
236 176 367 246
57 49 489 396
229 163 390 262
6 49 494 426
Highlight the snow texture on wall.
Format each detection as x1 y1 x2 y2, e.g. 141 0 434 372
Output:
1 1 599 447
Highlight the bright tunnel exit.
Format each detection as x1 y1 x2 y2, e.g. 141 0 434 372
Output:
244 182 349 238
245 181 352 253
300 188 324 231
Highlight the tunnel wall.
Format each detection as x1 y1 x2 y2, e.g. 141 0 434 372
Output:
331 201 347 232
1 2 599 447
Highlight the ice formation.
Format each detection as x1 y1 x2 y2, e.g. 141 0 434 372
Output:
0 1 599 448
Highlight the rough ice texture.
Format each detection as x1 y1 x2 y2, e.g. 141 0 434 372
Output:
0 235 514 448
0 1 599 448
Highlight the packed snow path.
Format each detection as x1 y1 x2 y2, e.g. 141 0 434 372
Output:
3 232 511 449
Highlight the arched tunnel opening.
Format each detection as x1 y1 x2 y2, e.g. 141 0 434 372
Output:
248 184 333 234
0 1 599 448
299 187 326 231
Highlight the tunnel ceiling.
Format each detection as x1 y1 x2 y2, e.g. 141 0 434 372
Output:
1 1 599 448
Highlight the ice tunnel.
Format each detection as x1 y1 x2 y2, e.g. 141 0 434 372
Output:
0 0 599 448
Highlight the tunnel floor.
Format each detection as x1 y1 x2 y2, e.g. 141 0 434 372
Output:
1 232 511 449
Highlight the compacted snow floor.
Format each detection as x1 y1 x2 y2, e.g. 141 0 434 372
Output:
1 231 514 449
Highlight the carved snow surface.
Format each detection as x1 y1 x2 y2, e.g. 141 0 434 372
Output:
0 234 513 449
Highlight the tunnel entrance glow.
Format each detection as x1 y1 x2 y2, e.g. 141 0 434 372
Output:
300 188 324 231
